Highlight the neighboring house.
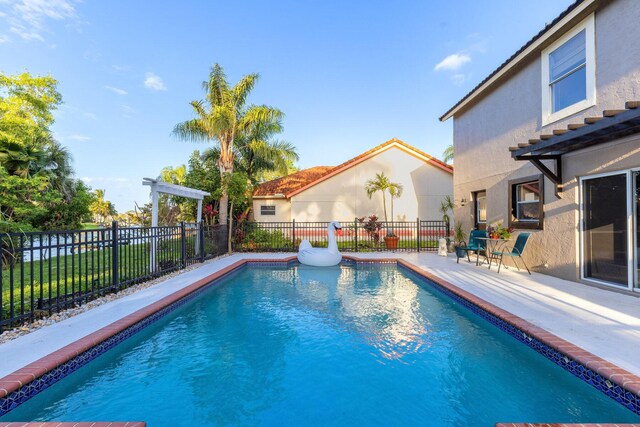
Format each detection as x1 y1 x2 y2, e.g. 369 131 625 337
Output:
253 138 453 222
440 0 640 291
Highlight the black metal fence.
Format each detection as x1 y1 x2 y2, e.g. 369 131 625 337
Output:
1 219 447 331
0 222 228 331
233 219 450 253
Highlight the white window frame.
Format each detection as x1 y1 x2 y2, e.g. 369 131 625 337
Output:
260 205 276 216
474 191 487 225
578 169 636 292
541 13 596 126
514 182 541 223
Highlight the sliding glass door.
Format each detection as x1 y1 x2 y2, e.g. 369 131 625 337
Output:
582 173 628 286
631 171 640 289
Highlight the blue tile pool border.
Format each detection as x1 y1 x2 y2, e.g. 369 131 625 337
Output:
395 261 640 415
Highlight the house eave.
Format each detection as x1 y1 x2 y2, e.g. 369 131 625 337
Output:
439 0 595 122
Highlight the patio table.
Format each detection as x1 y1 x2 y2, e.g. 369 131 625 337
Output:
476 237 512 269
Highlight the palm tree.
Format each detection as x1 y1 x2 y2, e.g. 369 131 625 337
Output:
173 63 284 224
159 164 187 185
365 172 404 224
443 144 454 163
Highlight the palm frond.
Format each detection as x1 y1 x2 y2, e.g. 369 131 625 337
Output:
232 73 259 108
172 119 210 142
442 144 454 163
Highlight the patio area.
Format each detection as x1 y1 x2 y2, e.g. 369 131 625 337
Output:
0 251 639 379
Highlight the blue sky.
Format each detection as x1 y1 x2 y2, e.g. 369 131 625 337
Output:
0 0 571 211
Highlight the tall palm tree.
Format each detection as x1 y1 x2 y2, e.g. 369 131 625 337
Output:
173 63 284 224
203 137 298 221
365 172 404 223
442 144 454 164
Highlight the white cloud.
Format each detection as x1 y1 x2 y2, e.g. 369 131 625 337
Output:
143 72 167 91
0 34 8 43
104 85 127 95
69 133 91 142
121 105 136 118
112 64 130 72
83 112 97 120
450 74 466 86
434 53 471 72
1 0 78 43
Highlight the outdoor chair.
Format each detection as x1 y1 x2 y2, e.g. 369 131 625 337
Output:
492 232 531 274
456 229 488 265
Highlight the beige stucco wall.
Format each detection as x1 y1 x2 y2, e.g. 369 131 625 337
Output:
252 198 291 222
451 0 640 283
288 146 453 222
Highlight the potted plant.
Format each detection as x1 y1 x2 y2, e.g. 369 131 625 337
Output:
357 214 383 246
453 223 468 258
487 220 514 239
439 195 455 250
365 172 403 250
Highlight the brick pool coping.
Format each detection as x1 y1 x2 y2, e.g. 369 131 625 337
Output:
1 255 639 421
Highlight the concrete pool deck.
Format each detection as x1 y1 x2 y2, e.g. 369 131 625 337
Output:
0 252 639 391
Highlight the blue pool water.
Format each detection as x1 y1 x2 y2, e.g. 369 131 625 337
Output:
2 263 638 426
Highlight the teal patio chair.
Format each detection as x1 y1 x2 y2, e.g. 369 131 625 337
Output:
456 229 488 265
492 232 531 274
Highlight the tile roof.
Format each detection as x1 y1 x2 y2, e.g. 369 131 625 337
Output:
440 0 587 121
253 138 452 198
253 166 334 197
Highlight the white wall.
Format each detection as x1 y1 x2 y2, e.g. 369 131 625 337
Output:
289 146 452 222
451 0 640 281
252 199 291 222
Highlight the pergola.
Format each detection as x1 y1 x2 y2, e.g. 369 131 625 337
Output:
142 178 210 267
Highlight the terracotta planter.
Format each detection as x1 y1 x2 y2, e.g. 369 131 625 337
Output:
384 236 399 250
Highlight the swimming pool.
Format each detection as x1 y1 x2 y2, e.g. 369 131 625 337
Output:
1 262 639 425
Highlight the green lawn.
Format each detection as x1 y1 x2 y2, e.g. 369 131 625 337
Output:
81 222 102 230
1 237 192 324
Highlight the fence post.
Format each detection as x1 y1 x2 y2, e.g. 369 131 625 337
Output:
354 218 358 252
111 221 119 291
292 219 296 251
199 221 205 262
416 218 420 253
180 221 186 269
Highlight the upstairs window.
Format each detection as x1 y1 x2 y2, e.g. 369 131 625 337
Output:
541 14 595 125
260 205 276 216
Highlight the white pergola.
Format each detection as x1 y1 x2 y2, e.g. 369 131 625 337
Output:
142 178 210 267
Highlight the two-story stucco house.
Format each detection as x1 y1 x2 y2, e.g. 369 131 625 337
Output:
253 138 453 222
441 0 640 292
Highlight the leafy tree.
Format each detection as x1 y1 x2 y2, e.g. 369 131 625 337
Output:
183 150 221 222
214 172 249 253
0 72 61 151
90 189 117 226
0 72 92 233
41 180 94 230
0 165 49 233
158 164 188 223
173 63 284 225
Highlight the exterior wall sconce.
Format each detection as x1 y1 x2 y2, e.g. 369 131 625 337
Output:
460 197 467 207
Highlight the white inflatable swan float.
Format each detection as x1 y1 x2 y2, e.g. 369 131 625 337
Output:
297 221 343 267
